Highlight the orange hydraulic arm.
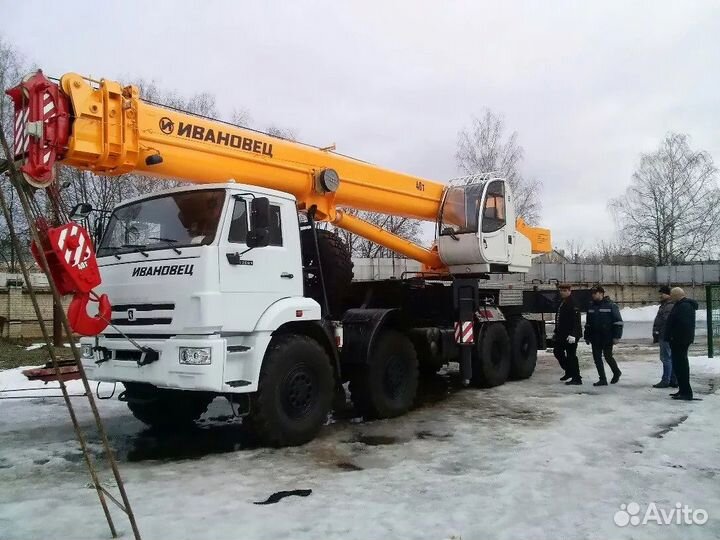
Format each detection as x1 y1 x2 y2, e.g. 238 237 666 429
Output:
8 72 551 268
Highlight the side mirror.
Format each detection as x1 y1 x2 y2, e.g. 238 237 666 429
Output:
247 197 271 248
246 229 270 249
250 197 271 230
70 202 93 221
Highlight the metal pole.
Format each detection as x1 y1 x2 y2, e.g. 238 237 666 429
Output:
706 285 713 359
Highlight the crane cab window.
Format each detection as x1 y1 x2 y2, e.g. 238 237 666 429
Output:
228 199 283 247
482 181 506 233
439 183 485 236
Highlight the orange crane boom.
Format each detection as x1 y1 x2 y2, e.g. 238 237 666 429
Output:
8 71 551 268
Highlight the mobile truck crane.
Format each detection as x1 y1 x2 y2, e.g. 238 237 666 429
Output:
8 71 554 446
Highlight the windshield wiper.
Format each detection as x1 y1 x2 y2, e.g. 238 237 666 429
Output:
122 244 150 257
102 246 123 260
148 237 182 254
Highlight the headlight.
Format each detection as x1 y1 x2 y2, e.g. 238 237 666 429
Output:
81 344 94 359
179 347 212 365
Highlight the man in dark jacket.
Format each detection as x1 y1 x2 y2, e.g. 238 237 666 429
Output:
652 285 676 388
664 287 697 400
584 285 623 386
553 284 583 384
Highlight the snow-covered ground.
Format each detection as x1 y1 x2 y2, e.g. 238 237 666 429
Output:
1 342 719 540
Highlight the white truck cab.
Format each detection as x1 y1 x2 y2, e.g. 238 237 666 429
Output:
82 182 322 397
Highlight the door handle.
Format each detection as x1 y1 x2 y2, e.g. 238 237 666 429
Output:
280 272 294 279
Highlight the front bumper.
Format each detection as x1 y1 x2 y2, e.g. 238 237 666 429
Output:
80 335 227 393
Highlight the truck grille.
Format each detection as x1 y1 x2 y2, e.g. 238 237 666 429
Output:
111 302 175 326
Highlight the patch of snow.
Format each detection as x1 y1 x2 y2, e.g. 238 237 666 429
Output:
22 342 73 351
621 304 707 322
0 366 88 398
689 356 720 374
1 348 719 539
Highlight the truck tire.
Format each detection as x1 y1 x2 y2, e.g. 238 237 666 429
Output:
301 229 353 317
471 323 511 388
124 385 212 429
509 318 537 380
247 334 334 447
349 329 419 418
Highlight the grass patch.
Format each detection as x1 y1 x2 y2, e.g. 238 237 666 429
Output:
0 338 74 371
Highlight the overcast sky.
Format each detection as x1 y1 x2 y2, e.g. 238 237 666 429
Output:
4 1 720 248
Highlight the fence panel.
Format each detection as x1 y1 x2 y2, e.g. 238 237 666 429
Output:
706 285 720 358
703 264 720 283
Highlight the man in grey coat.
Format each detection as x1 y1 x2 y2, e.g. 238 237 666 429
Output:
652 285 677 389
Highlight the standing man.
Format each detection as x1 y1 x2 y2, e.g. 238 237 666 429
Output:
664 287 697 400
584 285 623 386
652 285 676 388
553 284 583 385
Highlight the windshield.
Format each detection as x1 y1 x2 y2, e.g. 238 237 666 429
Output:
439 183 485 236
97 189 226 257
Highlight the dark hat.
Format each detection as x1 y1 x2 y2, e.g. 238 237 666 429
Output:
591 285 605 294
659 285 671 295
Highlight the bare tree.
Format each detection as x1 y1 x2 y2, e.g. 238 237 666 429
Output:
327 209 423 259
266 125 299 141
610 133 720 265
60 79 221 213
231 108 253 128
563 239 586 263
0 36 32 271
455 110 542 224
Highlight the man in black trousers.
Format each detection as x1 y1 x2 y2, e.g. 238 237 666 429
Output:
553 284 583 384
584 285 623 386
664 287 697 400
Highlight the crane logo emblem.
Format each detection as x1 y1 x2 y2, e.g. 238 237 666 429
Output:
159 117 175 134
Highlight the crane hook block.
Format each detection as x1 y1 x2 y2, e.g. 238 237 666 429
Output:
68 292 111 336
31 221 110 335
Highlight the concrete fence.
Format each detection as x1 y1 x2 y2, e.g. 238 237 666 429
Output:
0 261 718 338
527 262 720 285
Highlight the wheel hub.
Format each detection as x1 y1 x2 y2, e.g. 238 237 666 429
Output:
282 365 316 419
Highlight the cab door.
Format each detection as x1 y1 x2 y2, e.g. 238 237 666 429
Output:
479 180 510 264
218 195 303 331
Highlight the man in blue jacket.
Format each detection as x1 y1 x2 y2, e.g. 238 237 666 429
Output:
664 287 697 400
584 286 623 386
